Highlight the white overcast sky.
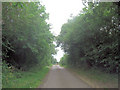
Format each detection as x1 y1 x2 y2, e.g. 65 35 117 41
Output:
40 0 84 62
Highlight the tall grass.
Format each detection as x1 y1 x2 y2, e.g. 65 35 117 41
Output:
66 66 118 88
2 63 50 88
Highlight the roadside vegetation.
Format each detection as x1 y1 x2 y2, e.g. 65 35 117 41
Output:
58 1 119 88
66 65 118 88
3 62 50 88
2 1 119 88
2 2 57 88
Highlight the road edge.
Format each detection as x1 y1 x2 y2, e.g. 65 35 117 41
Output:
37 66 52 88
65 67 98 88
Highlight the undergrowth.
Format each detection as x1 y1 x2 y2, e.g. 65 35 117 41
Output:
2 62 50 88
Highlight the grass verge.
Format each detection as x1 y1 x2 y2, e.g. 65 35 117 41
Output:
2 66 50 88
66 66 118 88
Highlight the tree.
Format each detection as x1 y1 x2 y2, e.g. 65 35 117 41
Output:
2 2 56 70
57 2 119 73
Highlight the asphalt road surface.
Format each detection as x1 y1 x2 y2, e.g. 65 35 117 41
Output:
39 65 91 88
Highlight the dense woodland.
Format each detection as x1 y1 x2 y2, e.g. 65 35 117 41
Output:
2 2 56 69
58 2 119 73
2 2 57 87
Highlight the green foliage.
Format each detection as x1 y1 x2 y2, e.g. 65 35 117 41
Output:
59 54 68 66
2 63 49 88
58 2 119 73
51 58 57 64
70 66 118 88
2 2 56 88
2 61 16 88
2 2 56 69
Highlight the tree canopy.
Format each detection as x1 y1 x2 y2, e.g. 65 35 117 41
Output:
2 2 56 70
58 2 119 73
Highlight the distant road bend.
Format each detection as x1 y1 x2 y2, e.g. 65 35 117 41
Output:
39 65 91 88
